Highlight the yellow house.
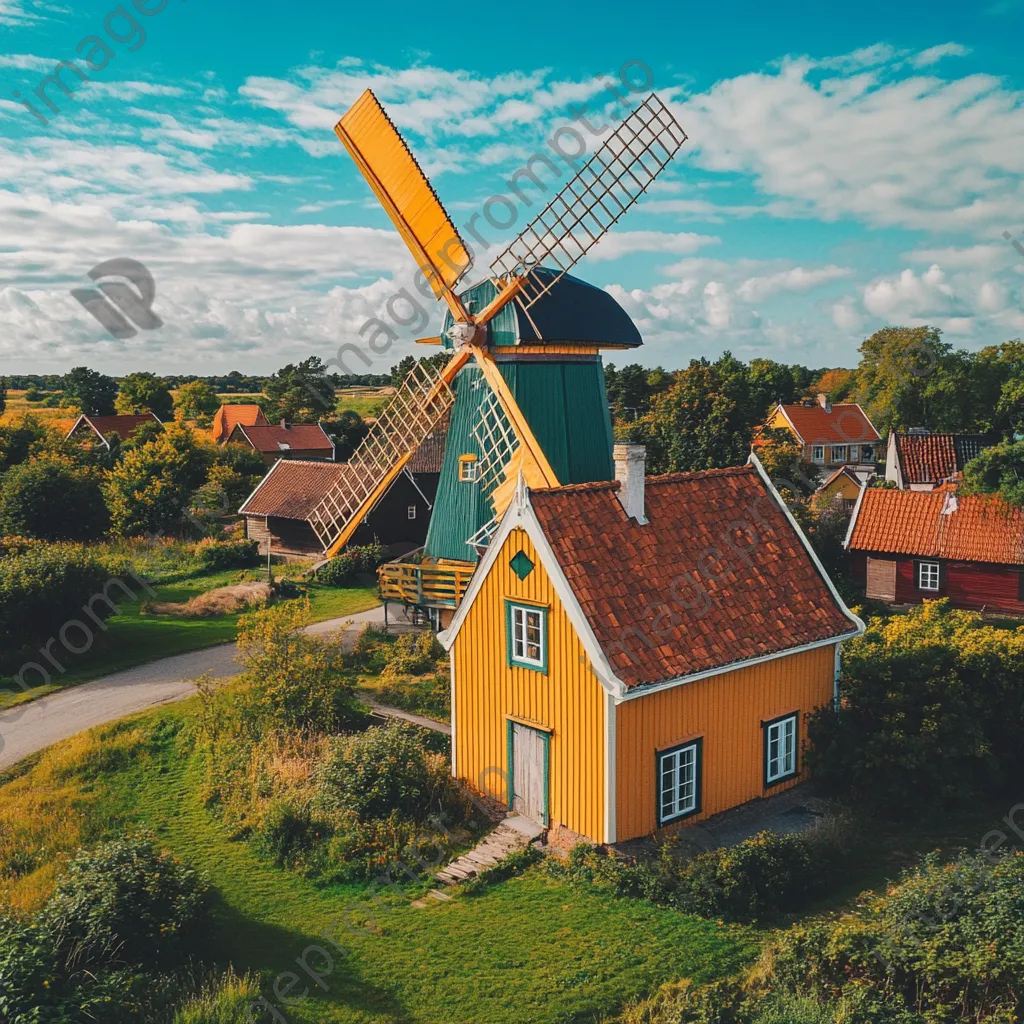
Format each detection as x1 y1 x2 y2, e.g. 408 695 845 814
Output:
438 447 864 844
814 466 871 510
767 394 881 470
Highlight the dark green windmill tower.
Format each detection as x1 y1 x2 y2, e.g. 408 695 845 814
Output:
306 88 687 618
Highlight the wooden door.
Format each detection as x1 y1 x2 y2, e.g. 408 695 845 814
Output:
511 723 547 825
865 556 897 601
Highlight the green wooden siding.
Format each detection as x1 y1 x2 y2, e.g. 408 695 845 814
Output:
423 358 615 564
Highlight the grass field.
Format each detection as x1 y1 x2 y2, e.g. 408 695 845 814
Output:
0 708 758 1023
334 387 392 419
0 569 378 708
0 391 77 429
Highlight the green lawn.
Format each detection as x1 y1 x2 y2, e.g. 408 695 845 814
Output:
2 706 757 1023
0 571 378 709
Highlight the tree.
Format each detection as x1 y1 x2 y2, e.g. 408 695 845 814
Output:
749 359 803 417
808 367 855 403
0 456 109 541
853 326 975 434
264 357 334 422
751 425 804 482
0 376 6 418
639 353 760 473
115 371 173 420
173 379 220 422
389 355 416 387
61 366 117 416
102 423 211 536
961 439 1024 506
322 410 369 461
0 418 48 471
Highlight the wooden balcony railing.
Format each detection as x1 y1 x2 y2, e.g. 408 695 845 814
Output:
378 557 475 609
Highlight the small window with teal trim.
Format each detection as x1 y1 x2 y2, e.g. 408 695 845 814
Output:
506 601 547 672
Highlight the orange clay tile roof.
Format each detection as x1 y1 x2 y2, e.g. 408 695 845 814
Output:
240 460 372 519
847 488 1024 565
68 413 160 441
212 403 268 443
779 403 880 445
408 411 449 474
894 432 996 485
529 465 857 688
231 422 334 453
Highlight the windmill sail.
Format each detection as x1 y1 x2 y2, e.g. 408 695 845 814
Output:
335 90 473 315
309 356 465 557
488 94 687 310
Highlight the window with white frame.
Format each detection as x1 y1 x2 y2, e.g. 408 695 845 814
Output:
918 561 940 591
831 445 848 463
811 445 825 463
659 740 700 824
764 714 797 785
508 603 545 669
458 457 478 482
407 505 417 520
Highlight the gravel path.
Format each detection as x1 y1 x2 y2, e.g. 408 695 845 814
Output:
0 605 424 770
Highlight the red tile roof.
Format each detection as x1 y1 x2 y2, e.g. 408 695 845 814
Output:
847 488 1024 565
240 460 372 519
67 413 160 442
212 403 268 443
231 422 334 454
778 403 880 445
529 464 857 688
407 412 449 474
894 432 996 485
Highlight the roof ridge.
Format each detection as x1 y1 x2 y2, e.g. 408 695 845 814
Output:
531 479 620 496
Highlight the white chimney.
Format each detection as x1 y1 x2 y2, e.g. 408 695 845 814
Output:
817 393 831 413
613 443 648 524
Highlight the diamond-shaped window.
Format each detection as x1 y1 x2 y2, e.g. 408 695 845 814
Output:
509 550 534 581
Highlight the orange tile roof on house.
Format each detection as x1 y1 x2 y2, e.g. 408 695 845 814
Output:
846 488 1024 566
211 403 268 443
67 413 160 443
893 432 995 485
778 403 880 445
407 412 449 474
529 464 858 688
230 422 334 455
240 460 370 519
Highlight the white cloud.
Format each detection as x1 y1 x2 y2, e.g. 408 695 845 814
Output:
583 230 720 261
735 264 853 302
673 44 1024 232
910 43 970 67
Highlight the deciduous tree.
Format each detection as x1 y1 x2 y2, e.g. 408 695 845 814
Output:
115 371 174 420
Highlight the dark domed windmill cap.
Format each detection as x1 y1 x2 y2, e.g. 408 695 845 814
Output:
442 268 643 350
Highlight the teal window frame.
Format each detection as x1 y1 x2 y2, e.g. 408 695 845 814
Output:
656 738 702 826
763 712 799 787
506 719 550 827
505 599 548 674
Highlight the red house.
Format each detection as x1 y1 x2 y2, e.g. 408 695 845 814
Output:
845 487 1024 615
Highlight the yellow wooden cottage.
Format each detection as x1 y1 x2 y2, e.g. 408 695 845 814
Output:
438 446 864 844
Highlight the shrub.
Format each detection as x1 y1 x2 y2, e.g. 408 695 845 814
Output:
232 602 364 734
808 601 1024 816
0 456 109 541
0 544 118 666
194 537 260 570
316 723 435 821
0 914 65 1022
380 631 445 679
316 543 388 586
251 799 318 868
40 834 209 968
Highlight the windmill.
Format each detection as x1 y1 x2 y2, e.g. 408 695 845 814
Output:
307 88 687 618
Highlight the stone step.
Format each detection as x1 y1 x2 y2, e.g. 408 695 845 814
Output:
428 889 452 902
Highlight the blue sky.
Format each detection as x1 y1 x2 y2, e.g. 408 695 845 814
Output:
1 0 1022 376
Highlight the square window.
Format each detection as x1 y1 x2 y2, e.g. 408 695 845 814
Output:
918 561 940 591
459 457 479 482
831 445 848 463
812 445 825 464
506 602 547 672
764 714 798 785
658 740 702 824
407 505 417 520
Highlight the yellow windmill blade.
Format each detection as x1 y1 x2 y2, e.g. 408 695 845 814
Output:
335 90 472 320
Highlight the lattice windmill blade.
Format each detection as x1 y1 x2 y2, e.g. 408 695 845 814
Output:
335 90 473 322
310 348 472 557
484 94 687 315
473 388 520 500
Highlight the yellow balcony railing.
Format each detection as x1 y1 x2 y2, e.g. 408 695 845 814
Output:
378 557 475 609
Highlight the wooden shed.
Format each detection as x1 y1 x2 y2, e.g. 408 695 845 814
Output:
438 450 863 844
